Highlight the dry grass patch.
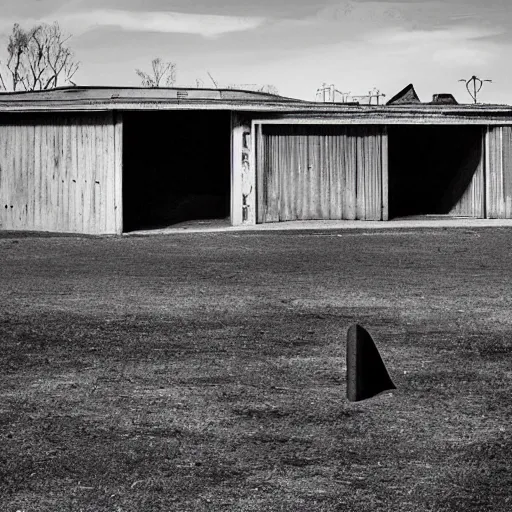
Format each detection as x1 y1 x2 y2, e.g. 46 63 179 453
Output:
1 229 512 511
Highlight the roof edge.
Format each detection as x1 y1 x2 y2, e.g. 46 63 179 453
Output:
0 85 302 102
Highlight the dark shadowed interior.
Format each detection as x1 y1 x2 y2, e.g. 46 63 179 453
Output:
123 111 231 231
388 125 484 218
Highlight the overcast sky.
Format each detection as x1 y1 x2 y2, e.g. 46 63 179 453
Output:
0 0 510 103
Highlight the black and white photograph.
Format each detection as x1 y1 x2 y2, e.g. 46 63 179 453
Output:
1 1 511 510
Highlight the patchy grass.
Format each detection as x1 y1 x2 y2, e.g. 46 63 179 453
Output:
1 227 512 511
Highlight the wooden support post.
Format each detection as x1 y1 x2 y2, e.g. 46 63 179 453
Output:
230 112 243 226
255 123 264 224
114 111 123 234
381 126 389 221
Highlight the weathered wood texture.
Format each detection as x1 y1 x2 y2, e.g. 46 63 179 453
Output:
0 112 120 234
486 126 512 218
256 124 265 224
258 125 386 222
381 127 389 220
231 113 254 225
114 112 123 234
448 127 485 218
230 114 243 226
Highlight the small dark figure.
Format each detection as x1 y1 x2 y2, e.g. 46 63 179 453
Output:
346 324 396 402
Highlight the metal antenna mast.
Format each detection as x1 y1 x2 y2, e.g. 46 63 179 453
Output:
207 71 218 89
458 75 492 104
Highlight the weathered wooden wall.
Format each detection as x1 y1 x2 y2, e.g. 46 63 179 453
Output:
448 128 485 218
0 112 122 234
257 125 386 222
231 113 254 225
449 166 485 217
486 126 512 218
356 127 383 221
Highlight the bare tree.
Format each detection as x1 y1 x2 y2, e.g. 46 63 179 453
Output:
0 22 80 91
136 58 176 87
2 23 32 91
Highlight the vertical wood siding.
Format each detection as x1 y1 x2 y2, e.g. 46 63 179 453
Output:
0 112 120 234
230 113 244 226
381 127 389 220
448 127 485 218
356 127 383 220
504 126 512 217
343 129 358 220
256 124 265 224
114 112 123 234
486 126 512 219
258 125 385 222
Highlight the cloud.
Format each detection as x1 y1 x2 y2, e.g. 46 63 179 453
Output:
60 9 266 37
363 25 504 67
368 25 503 45
0 8 266 38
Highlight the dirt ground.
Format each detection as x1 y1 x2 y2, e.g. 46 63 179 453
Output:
1 227 511 511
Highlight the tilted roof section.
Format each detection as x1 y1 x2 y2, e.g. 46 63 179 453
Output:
386 84 421 105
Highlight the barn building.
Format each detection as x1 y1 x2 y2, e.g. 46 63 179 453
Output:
1 84 512 234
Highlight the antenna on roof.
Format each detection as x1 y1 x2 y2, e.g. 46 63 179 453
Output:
368 87 386 105
458 75 492 104
207 71 218 89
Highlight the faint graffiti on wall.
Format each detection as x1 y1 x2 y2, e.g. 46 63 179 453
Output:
241 151 252 222
241 130 253 222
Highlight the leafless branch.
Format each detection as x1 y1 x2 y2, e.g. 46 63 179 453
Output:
136 57 176 87
2 21 80 91
0 64 7 91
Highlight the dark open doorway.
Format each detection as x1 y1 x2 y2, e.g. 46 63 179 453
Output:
123 110 231 232
388 125 484 218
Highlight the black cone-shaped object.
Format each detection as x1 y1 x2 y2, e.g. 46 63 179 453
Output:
346 324 396 402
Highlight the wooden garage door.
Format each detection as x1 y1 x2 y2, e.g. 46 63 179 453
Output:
486 126 512 218
256 125 386 222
